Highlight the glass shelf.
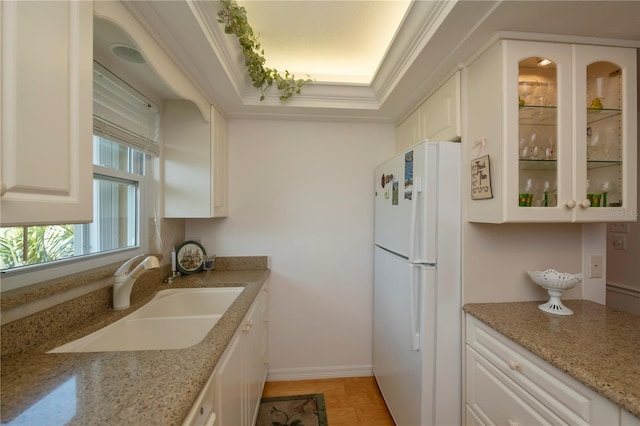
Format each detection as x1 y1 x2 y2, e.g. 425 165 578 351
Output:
586 159 622 169
587 107 622 125
519 158 622 171
518 159 557 171
519 106 557 126
519 106 621 126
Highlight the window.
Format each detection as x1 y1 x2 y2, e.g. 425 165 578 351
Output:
0 138 145 271
0 62 158 284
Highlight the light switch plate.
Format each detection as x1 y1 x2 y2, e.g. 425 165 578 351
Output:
609 223 630 233
589 255 603 278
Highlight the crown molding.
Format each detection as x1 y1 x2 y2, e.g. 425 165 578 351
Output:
371 0 458 106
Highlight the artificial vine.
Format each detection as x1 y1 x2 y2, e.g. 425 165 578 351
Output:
217 0 312 101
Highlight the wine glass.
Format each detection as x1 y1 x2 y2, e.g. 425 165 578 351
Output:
535 81 551 106
545 136 556 160
589 76 608 108
529 128 540 159
519 138 529 159
587 127 601 160
596 76 608 101
519 80 537 105
601 181 614 207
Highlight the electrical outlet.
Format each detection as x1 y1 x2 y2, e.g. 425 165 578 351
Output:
613 233 627 250
589 255 603 278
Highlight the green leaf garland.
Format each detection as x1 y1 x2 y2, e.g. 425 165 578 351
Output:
217 0 312 101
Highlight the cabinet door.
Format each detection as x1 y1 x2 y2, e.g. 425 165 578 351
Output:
163 100 210 217
1 1 93 226
163 102 228 218
573 45 637 222
214 331 244 426
505 40 573 222
211 106 228 217
396 110 420 152
245 287 269 426
418 71 461 142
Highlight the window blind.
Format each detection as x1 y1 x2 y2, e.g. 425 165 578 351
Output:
93 62 159 156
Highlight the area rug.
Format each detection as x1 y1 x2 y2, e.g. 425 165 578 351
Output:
256 393 328 426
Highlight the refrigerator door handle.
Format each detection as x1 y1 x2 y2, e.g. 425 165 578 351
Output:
408 176 423 263
409 263 421 351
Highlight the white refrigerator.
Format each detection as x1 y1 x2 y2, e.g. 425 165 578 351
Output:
373 140 461 426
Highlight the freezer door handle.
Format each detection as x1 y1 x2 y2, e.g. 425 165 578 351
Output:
409 263 421 351
408 176 423 263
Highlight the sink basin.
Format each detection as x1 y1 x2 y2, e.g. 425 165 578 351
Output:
49 287 244 353
133 287 244 319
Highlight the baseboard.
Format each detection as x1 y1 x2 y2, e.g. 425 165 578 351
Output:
606 282 640 315
266 364 373 382
606 281 640 297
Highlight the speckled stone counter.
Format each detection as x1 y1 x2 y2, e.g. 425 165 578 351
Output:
1 266 270 425
464 300 640 419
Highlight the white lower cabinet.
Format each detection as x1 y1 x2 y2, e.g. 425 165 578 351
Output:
183 372 218 426
465 314 622 425
622 409 640 426
183 284 269 426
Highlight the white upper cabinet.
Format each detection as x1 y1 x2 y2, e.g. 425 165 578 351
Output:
163 102 228 218
396 109 420 152
418 71 461 142
466 39 637 223
396 71 461 152
1 1 93 226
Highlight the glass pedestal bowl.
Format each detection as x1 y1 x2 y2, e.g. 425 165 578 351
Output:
527 269 583 315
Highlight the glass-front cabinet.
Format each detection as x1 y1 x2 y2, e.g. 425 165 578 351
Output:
467 39 637 223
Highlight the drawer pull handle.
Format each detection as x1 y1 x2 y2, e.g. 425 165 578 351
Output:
205 412 217 426
508 360 521 371
508 419 519 426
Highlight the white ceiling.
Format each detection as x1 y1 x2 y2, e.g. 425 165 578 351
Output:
236 0 412 84
100 1 640 123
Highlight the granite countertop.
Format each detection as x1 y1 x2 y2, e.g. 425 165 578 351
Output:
1 268 270 425
464 300 640 418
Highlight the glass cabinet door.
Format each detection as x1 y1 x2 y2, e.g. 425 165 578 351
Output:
518 57 558 208
573 45 637 222
506 40 572 222
585 61 622 208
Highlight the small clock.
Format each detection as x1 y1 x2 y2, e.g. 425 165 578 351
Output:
175 241 206 274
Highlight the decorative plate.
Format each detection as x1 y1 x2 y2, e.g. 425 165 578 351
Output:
176 241 206 274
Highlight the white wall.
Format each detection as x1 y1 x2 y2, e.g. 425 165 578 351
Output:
605 48 640 314
462 222 584 303
186 119 395 380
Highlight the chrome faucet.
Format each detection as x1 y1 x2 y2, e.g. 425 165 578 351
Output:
113 255 160 310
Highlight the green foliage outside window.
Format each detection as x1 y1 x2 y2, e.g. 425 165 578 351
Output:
0 225 75 269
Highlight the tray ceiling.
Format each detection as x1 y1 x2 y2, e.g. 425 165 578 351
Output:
105 1 639 122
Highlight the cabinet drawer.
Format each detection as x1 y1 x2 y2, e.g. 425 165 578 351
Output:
466 315 619 425
465 404 484 426
466 345 565 425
